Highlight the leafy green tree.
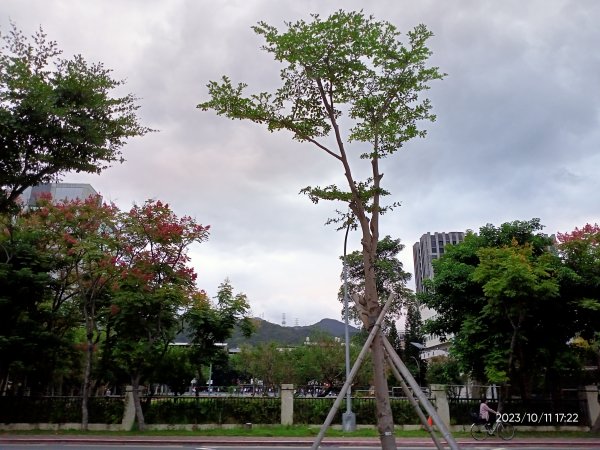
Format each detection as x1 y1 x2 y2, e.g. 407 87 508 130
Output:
205 349 246 388
0 214 57 394
472 241 559 385
234 342 294 392
420 219 573 399
425 357 464 398
184 279 254 373
153 346 195 396
0 23 151 213
402 297 424 385
1 207 89 396
293 332 346 394
234 334 371 394
386 320 402 355
181 279 254 393
198 12 443 446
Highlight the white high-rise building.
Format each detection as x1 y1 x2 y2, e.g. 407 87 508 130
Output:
413 231 465 359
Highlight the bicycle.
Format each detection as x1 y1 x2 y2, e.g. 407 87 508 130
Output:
470 413 516 441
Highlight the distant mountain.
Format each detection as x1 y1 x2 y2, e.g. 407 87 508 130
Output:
312 318 357 337
226 317 360 348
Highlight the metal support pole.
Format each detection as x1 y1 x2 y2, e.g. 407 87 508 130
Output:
311 294 395 450
385 352 445 450
383 337 461 450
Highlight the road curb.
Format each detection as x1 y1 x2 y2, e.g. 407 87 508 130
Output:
2 435 600 447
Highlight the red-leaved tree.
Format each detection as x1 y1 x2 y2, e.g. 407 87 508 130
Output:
23 194 121 429
557 223 600 425
107 200 209 430
557 223 600 343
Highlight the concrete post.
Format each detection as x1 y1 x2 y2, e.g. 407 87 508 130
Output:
584 385 600 428
121 385 136 431
430 384 450 428
280 384 294 425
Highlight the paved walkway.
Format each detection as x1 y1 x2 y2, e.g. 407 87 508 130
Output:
2 434 600 447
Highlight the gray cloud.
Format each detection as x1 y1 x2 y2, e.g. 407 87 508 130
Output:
3 0 599 325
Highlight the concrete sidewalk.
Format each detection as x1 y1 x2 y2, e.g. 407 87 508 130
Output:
2 434 600 447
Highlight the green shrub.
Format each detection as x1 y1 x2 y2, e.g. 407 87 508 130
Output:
143 397 281 424
0 396 124 424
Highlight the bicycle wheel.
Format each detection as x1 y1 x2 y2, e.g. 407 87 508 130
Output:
497 422 515 440
470 423 489 441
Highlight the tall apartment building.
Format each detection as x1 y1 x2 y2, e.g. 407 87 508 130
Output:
413 231 465 294
412 231 465 359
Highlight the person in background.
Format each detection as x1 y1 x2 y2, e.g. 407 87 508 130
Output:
479 398 497 429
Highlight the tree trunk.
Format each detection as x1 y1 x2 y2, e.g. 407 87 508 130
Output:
359 227 397 450
592 415 600 433
81 302 95 431
0 369 9 395
131 374 146 431
501 309 525 412
81 342 92 430
592 353 600 433
371 331 397 449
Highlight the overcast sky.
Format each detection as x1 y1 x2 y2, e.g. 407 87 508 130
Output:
3 1 599 327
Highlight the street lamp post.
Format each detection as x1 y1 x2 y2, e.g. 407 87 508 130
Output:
410 342 425 389
410 356 421 387
342 217 356 432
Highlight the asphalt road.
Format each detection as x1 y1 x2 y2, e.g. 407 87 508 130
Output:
3 445 600 450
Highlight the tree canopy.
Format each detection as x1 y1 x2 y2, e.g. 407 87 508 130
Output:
419 219 598 398
339 235 412 323
184 279 254 366
0 23 151 213
0 197 257 431
557 223 600 342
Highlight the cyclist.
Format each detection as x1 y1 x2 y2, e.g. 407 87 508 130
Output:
479 398 497 429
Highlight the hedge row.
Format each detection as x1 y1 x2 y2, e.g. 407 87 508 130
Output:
142 396 281 424
143 396 423 425
0 396 124 424
0 395 425 425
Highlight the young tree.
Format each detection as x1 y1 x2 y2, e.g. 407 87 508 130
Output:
0 23 152 213
198 12 443 447
107 200 209 430
184 279 254 377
